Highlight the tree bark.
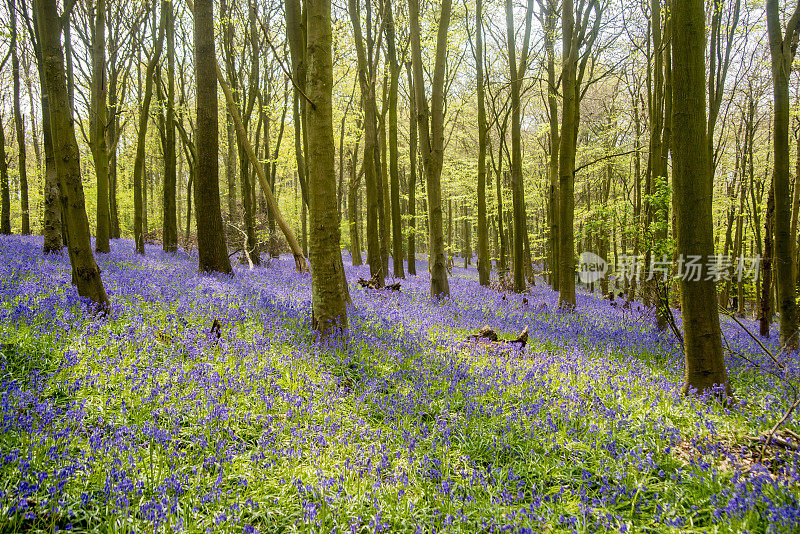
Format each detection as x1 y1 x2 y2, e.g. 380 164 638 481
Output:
0 116 8 235
163 0 177 252
348 0 383 286
406 61 417 276
90 0 110 253
9 0 29 235
35 0 108 307
766 0 800 350
761 184 775 337
539 0 559 291
672 0 728 395
505 0 534 292
475 0 489 285
410 0 452 298
193 0 232 274
386 6 404 279
558 0 579 308
305 0 348 333
133 3 165 254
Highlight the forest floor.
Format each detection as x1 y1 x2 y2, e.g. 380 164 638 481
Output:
1 235 799 533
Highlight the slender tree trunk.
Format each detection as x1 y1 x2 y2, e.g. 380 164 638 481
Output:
90 0 110 253
505 0 534 292
0 117 8 235
379 75 390 275
406 61 417 276
107 50 120 239
38 64 61 248
193 0 231 274
672 0 728 395
761 184 775 337
162 0 177 252
475 0 489 285
35 0 108 307
766 0 800 349
9 0 29 235
133 4 165 254
541 0 560 291
305 0 348 332
410 0 451 298
348 0 383 285
386 7 404 278
558 0 578 308
348 145 362 266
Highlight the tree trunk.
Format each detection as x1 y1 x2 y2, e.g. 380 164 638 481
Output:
410 0 451 298
90 0 110 253
475 0 489 285
541 0 559 291
558 0 578 308
35 0 108 307
133 4 165 254
348 145 362 266
379 75 390 275
386 6 404 279
0 116 8 235
406 61 417 276
348 0 383 286
305 0 348 332
107 37 120 239
761 184 775 337
162 0 177 252
766 0 800 350
672 0 728 395
193 0 231 274
506 0 534 292
9 0 29 235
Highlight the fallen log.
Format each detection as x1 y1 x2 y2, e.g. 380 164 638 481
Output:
466 325 528 349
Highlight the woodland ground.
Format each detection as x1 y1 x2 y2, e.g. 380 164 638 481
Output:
0 235 799 533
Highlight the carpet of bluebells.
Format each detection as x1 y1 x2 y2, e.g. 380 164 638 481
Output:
1 235 799 533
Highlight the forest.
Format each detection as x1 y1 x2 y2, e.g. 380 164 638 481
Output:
1 0 800 531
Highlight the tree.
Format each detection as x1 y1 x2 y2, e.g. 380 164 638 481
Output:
90 0 110 253
505 0 535 292
0 114 8 235
348 0 384 286
305 0 349 333
406 61 417 276
410 0 452 299
20 2 62 251
162 0 178 252
672 0 728 395
34 0 108 307
194 0 232 274
474 0 489 286
9 0 29 235
558 0 602 308
385 2 405 279
133 3 165 254
537 0 559 291
766 0 800 350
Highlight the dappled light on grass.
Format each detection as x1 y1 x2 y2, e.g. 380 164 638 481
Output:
1 235 799 532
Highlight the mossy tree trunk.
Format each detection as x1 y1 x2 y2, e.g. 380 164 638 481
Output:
410 0 452 298
34 0 108 307
90 0 110 253
672 0 729 395
305 0 348 333
766 0 800 350
193 0 232 274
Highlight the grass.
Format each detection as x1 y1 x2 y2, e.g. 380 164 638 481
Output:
0 235 798 533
